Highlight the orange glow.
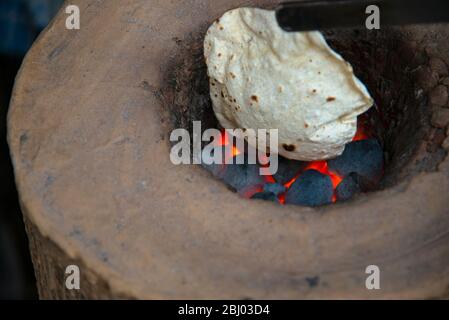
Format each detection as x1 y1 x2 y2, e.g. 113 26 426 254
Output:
353 123 369 141
284 174 300 189
215 129 230 146
328 170 343 189
352 130 368 141
304 160 343 202
232 145 241 157
215 130 242 162
279 194 286 204
304 161 342 188
260 165 276 183
213 128 367 205
277 160 343 204
331 194 337 203
304 160 327 173
240 185 264 198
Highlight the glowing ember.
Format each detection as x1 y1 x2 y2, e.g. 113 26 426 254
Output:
278 194 286 205
352 122 369 142
211 122 372 205
306 160 342 186
215 129 242 161
276 160 342 203
260 166 276 184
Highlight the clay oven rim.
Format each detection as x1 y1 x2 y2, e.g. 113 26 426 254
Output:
7 0 449 299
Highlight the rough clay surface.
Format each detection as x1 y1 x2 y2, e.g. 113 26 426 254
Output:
7 0 449 299
204 8 373 161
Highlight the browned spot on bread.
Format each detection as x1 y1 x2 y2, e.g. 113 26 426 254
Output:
327 96 336 102
282 144 296 152
304 123 309 128
251 95 258 103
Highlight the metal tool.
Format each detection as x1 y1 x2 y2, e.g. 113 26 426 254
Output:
276 0 449 32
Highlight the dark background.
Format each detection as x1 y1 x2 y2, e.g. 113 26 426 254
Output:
0 0 64 300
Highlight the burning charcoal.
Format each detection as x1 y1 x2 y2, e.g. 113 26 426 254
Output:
273 156 306 184
202 144 267 196
250 183 285 203
220 163 266 195
284 170 333 207
201 145 227 177
335 173 361 201
201 162 225 178
263 183 286 195
201 143 245 178
251 191 280 203
328 139 383 190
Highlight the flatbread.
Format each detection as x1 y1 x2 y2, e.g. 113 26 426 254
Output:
204 7 373 161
